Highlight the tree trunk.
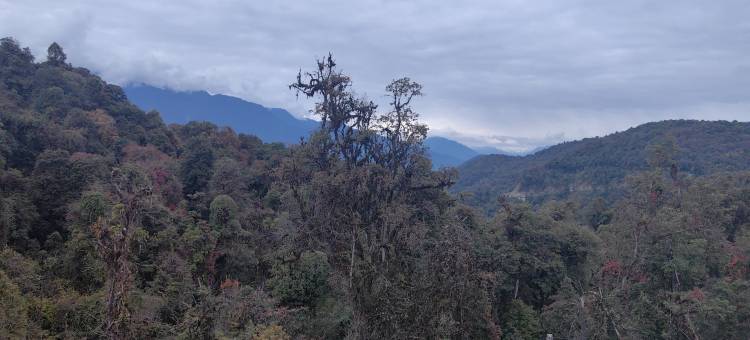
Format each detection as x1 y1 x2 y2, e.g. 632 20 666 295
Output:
349 223 356 288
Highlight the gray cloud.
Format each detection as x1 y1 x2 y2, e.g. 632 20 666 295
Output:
2 0 749 151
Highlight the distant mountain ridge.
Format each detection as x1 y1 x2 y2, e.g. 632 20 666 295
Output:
124 84 500 167
124 84 319 144
454 120 750 211
424 136 479 168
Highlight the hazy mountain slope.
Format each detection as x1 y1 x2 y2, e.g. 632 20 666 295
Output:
454 120 750 209
424 136 478 168
124 84 319 144
471 145 510 155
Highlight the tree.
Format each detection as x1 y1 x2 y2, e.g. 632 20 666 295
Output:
209 157 249 202
502 300 541 340
91 166 152 339
46 42 67 66
645 135 678 170
290 53 379 167
30 149 75 241
268 250 330 306
0 37 35 99
376 77 427 173
209 194 239 228
181 135 215 196
285 55 460 338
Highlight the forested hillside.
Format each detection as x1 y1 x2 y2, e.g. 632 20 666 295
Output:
1 39 749 339
455 120 750 211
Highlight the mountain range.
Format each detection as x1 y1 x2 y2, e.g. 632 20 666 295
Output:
123 85 319 145
123 85 510 167
453 119 750 211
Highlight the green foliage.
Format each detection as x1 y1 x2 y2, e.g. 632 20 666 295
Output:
645 135 678 170
209 194 239 228
178 286 218 339
0 248 41 294
695 280 750 338
502 300 541 340
59 229 106 293
209 157 248 200
268 251 330 306
0 191 39 250
38 290 104 338
253 324 291 340
79 191 111 225
0 269 28 339
179 221 218 276
181 135 215 196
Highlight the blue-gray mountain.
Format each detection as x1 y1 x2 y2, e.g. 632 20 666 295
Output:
424 136 479 168
124 85 319 145
124 85 494 167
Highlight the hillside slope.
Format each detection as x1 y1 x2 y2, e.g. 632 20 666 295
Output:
454 120 750 209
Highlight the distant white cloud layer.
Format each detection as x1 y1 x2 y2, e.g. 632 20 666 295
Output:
2 0 749 151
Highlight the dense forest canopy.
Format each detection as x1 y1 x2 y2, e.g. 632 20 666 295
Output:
0 38 749 339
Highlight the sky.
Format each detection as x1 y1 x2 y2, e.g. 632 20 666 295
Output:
2 0 750 152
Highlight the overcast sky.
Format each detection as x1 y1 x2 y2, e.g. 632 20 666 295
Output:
2 0 749 152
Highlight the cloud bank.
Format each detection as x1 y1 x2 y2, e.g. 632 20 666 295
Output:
2 0 749 151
